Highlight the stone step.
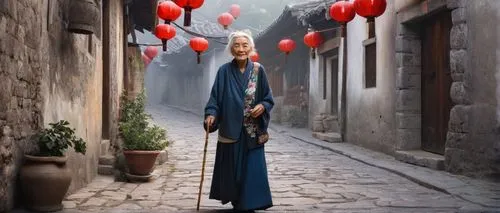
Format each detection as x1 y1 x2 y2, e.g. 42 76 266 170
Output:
98 165 114 176
101 139 110 156
312 132 342 143
395 150 444 170
99 155 115 166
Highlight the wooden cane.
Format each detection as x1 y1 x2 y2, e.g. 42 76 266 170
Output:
197 123 210 211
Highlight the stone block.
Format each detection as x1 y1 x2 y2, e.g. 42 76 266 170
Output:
397 66 420 75
312 132 342 143
312 115 325 132
395 150 445 170
99 155 115 166
450 82 472 105
395 36 413 53
396 23 418 37
447 0 467 9
98 165 114 176
322 116 339 132
451 7 466 24
396 89 421 112
448 105 471 133
444 148 465 173
396 69 420 89
450 49 467 75
451 23 468 49
396 129 421 150
396 53 419 68
445 132 468 149
156 150 168 165
396 112 420 129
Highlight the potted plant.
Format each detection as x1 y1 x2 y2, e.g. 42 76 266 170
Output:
19 120 86 212
119 91 168 178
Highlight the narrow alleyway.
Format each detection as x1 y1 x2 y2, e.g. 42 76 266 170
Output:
21 105 497 213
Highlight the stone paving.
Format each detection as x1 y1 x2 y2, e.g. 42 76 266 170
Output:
17 105 500 213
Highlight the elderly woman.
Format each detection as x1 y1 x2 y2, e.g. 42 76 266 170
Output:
204 30 274 211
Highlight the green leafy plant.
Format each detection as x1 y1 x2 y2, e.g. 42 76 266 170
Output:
36 120 87 156
119 91 168 151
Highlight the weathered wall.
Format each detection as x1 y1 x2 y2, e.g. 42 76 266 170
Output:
0 0 125 211
444 0 500 178
0 1 44 210
106 0 125 150
345 0 397 153
126 46 145 99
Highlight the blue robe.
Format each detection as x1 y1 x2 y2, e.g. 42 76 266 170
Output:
204 59 274 211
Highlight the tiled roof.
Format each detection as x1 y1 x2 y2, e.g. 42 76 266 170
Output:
255 0 335 41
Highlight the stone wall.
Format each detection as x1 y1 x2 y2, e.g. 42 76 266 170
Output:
345 0 397 153
0 0 125 211
444 0 500 178
126 46 145 100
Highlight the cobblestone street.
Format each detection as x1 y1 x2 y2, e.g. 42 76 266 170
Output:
20 105 499 213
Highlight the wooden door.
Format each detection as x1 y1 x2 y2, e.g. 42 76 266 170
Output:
421 10 453 155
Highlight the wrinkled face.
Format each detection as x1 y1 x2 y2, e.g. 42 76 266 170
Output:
231 37 252 61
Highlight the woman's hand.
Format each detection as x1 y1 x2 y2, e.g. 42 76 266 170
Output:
250 104 265 118
205 115 215 130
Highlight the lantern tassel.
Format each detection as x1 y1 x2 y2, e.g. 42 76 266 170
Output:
197 52 201 64
184 7 192 27
311 48 316 59
162 40 167 52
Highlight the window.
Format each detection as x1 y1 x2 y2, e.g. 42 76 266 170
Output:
363 37 376 88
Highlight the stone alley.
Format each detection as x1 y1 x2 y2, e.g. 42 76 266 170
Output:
14 105 498 213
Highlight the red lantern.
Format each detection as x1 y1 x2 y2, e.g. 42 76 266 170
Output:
189 37 209 64
229 4 241 19
142 53 152 67
354 0 386 38
304 31 323 59
173 0 204 27
278 39 296 55
217 12 234 30
155 24 176 52
329 1 356 37
157 1 182 24
144 46 159 59
354 0 386 20
249 51 260 62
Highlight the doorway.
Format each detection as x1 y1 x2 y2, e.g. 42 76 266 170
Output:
420 10 453 155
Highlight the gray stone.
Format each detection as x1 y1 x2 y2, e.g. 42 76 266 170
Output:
446 132 469 149
312 132 342 143
451 23 468 49
396 129 421 150
451 7 467 24
447 0 467 9
448 105 471 133
396 24 418 37
450 82 472 105
396 89 421 112
450 49 467 75
396 53 419 68
395 36 413 53
322 116 339 132
395 150 445 170
397 66 420 75
99 155 115 166
98 165 114 176
396 69 420 89
396 112 420 129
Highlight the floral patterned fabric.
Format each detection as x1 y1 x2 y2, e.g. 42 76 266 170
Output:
243 63 260 137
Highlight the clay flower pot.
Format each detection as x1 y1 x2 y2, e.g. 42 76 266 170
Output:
19 155 72 212
123 150 160 176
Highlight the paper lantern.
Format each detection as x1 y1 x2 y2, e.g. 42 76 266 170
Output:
217 12 234 30
157 1 182 24
173 0 204 26
189 37 209 64
155 24 176 51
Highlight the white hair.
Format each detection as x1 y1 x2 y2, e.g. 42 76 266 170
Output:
226 30 255 55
